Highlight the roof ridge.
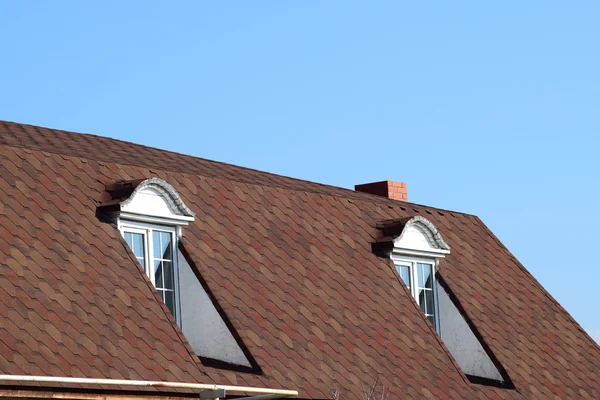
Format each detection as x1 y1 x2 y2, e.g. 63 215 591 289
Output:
0 119 476 217
1 119 358 188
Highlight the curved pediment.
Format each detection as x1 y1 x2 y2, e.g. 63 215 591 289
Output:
393 216 450 254
104 178 195 224
372 216 450 257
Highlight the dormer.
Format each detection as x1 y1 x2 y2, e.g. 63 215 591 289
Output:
373 216 449 330
101 178 195 324
373 215 509 386
99 178 254 369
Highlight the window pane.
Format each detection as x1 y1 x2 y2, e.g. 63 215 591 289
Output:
164 291 176 319
154 260 163 288
163 261 174 290
427 315 435 326
418 288 426 311
395 265 411 290
425 290 434 315
124 232 133 248
161 232 172 260
153 231 172 261
417 263 433 289
132 233 145 258
124 232 145 267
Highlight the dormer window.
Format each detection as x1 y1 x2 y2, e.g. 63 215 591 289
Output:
372 216 450 331
121 222 178 320
101 178 255 369
372 216 510 385
101 178 195 324
393 257 437 327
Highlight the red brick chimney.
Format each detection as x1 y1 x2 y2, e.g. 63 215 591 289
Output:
354 180 408 201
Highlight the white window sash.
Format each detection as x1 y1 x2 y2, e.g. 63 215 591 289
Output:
119 220 181 326
121 226 150 272
391 255 440 333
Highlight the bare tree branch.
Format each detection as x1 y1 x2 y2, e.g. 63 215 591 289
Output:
332 373 390 400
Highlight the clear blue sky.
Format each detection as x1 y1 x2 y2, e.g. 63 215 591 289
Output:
1 2 599 343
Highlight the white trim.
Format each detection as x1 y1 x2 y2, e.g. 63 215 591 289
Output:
119 211 192 226
391 254 437 264
0 375 298 397
433 259 441 335
392 247 448 258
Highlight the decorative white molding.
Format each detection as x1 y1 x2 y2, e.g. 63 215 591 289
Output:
118 212 191 227
121 178 194 217
393 216 450 256
114 178 195 225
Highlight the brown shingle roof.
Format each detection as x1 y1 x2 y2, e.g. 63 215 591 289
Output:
1 120 599 399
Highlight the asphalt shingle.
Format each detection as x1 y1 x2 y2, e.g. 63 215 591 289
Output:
0 120 599 399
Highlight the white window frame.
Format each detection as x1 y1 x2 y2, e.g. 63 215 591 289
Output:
392 253 441 333
119 219 182 326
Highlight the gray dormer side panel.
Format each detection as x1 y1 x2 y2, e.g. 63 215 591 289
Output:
437 283 503 382
178 250 251 367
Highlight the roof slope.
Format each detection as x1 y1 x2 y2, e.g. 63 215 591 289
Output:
0 120 599 399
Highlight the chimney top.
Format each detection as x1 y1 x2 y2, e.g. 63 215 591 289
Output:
354 180 408 202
